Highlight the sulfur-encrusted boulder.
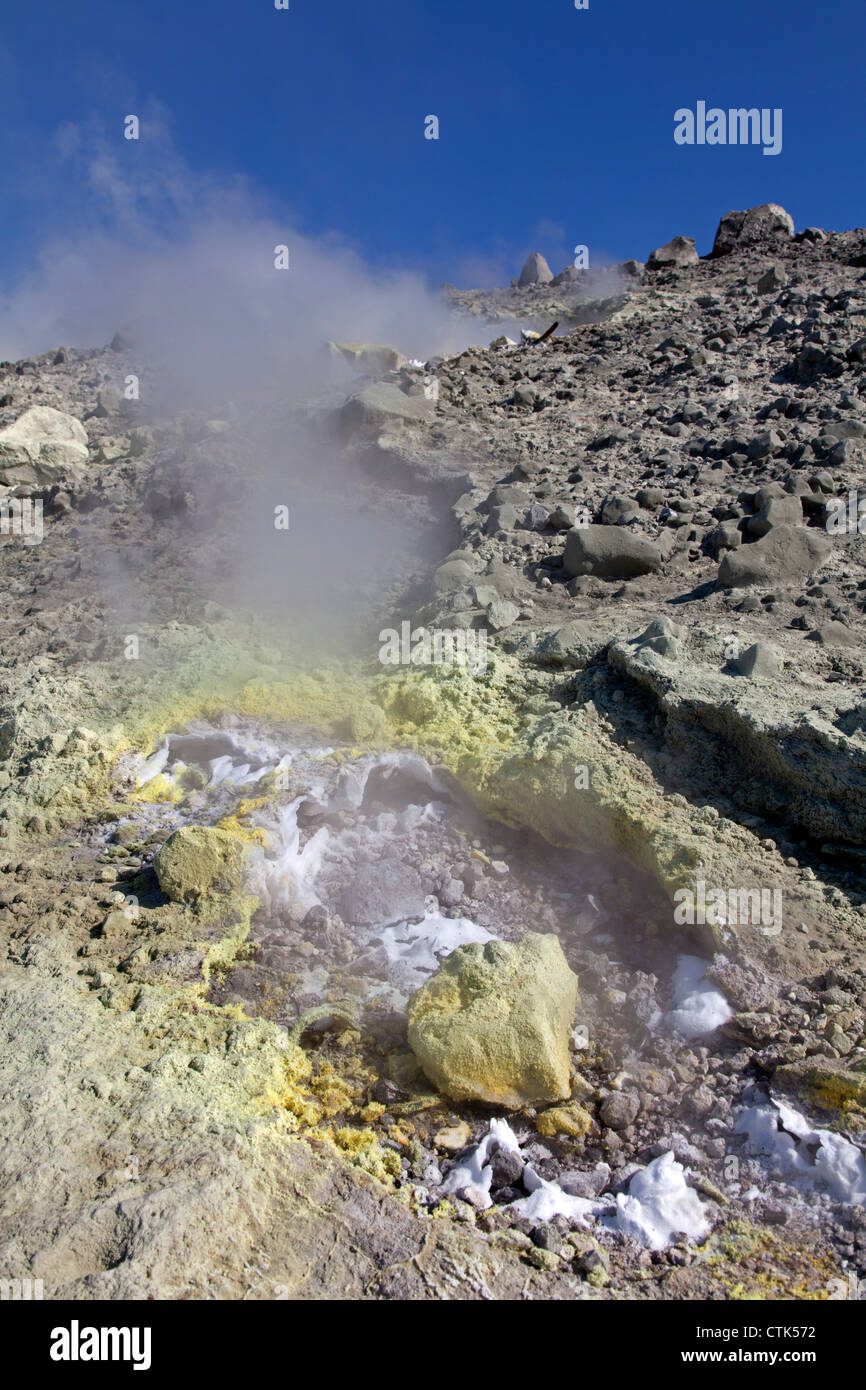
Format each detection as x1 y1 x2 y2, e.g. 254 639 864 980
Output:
154 825 256 904
0 406 89 486
407 933 579 1109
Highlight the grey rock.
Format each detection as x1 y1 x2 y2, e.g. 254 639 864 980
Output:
488 1147 524 1191
734 642 780 678
433 559 477 594
646 236 699 271
332 862 426 928
549 504 575 530
746 494 803 536
94 386 122 417
707 522 742 556
599 1090 640 1130
513 384 538 409
530 1223 561 1251
746 429 784 461
518 253 554 287
535 621 598 668
525 503 551 530
341 383 434 432
488 484 531 508
559 1164 611 1200
636 616 682 658
718 525 831 588
438 877 465 908
758 264 788 294
486 599 521 631
486 504 521 536
564 524 661 579
806 622 859 648
637 487 665 508
601 494 640 526
712 204 795 257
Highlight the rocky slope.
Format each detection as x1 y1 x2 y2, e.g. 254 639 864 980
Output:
1 203 865 1301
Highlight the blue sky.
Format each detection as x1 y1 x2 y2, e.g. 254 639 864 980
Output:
1 0 864 294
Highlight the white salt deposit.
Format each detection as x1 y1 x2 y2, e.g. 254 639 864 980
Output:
511 1166 600 1225
254 794 330 915
666 954 733 1037
441 1118 521 1208
736 1095 866 1204
246 750 455 924
601 1152 711 1250
445 1121 711 1248
136 728 301 793
380 913 494 976
137 740 170 785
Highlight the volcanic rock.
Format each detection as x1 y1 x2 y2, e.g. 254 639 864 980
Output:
806 622 860 648
328 341 408 374
746 494 803 536
518 253 554 287
563 524 661 578
332 861 426 927
711 204 795 256
646 236 699 270
734 642 781 678
341 382 435 432
407 934 579 1108
718 525 831 587
0 406 89 486
154 826 256 904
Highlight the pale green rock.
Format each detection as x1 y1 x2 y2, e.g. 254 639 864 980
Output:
407 933 579 1109
0 406 89 486
154 825 256 904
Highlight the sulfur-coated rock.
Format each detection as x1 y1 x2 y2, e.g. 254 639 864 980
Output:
154 825 256 904
328 341 408 374
536 1101 593 1138
0 406 89 486
407 934 579 1109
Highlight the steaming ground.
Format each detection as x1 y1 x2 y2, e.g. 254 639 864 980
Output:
2 199 866 1299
